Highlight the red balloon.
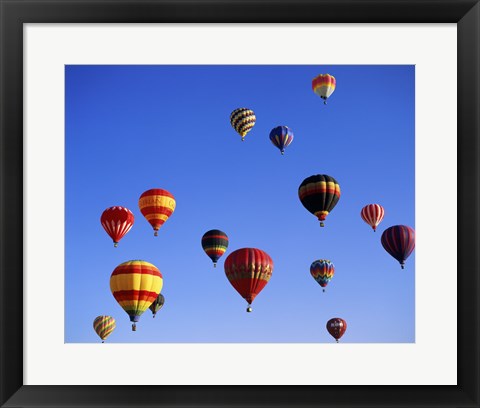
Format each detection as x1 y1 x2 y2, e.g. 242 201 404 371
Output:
100 206 134 247
326 317 347 342
224 248 273 312
360 203 385 232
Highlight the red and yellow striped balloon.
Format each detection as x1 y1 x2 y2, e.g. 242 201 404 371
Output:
93 315 116 342
312 74 336 104
110 260 163 331
138 188 176 236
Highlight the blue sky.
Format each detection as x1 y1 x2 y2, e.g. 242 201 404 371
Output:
65 65 415 343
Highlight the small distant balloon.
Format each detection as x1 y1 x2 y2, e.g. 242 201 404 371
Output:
269 125 294 155
230 108 256 141
381 225 415 269
312 74 336 105
298 174 341 227
138 188 176 236
201 229 229 267
149 293 165 318
93 315 116 343
326 317 347 342
100 206 134 247
360 204 385 232
310 259 335 292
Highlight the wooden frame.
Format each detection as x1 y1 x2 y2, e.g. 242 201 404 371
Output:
1 1 478 407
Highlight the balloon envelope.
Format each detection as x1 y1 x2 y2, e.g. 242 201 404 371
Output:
93 315 116 342
326 317 347 342
298 174 341 226
110 260 163 330
149 293 165 317
230 108 256 140
360 204 385 232
224 248 273 310
138 189 176 236
381 225 415 269
269 125 294 155
310 259 335 289
312 74 336 103
201 229 229 267
100 206 134 246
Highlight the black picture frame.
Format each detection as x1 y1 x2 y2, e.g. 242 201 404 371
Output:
1 1 479 407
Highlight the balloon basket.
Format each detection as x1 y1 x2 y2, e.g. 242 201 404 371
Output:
246 306 253 313
154 231 158 237
114 242 118 247
213 263 217 268
320 222 325 227
132 323 137 331
323 289 325 293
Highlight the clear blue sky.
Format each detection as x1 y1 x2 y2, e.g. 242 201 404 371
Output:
65 65 415 343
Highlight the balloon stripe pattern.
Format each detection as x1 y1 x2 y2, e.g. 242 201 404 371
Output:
269 125 294 155
360 204 385 232
380 225 415 269
149 293 165 317
110 260 163 323
224 248 273 306
100 206 134 246
312 74 336 95
298 174 341 225
93 315 116 342
326 317 347 342
139 189 176 235
230 108 256 140
201 229 229 266
310 259 335 288
312 74 336 103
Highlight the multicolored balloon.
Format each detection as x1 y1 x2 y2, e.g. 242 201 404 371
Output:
138 188 176 236
310 259 335 292
381 225 415 269
110 260 163 331
312 73 336 104
360 204 385 232
93 315 116 343
149 293 165 318
298 174 341 227
201 229 229 267
326 317 347 342
269 125 294 155
100 206 134 247
230 108 256 141
224 248 273 312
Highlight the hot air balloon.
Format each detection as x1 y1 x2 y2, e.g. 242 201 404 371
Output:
201 229 229 267
230 108 256 141
360 204 385 232
326 317 347 343
93 315 116 343
138 188 176 236
298 174 341 227
312 73 336 104
100 206 134 247
381 225 415 269
149 293 165 318
224 248 273 312
310 259 335 292
269 125 294 155
110 260 163 331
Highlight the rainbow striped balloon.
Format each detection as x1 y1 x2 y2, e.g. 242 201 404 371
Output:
201 229 229 267
360 204 385 232
138 189 176 236
310 259 335 292
93 315 116 342
110 260 163 330
312 74 336 104
230 108 256 141
269 125 294 155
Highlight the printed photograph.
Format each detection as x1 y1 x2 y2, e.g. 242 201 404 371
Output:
65 65 415 343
